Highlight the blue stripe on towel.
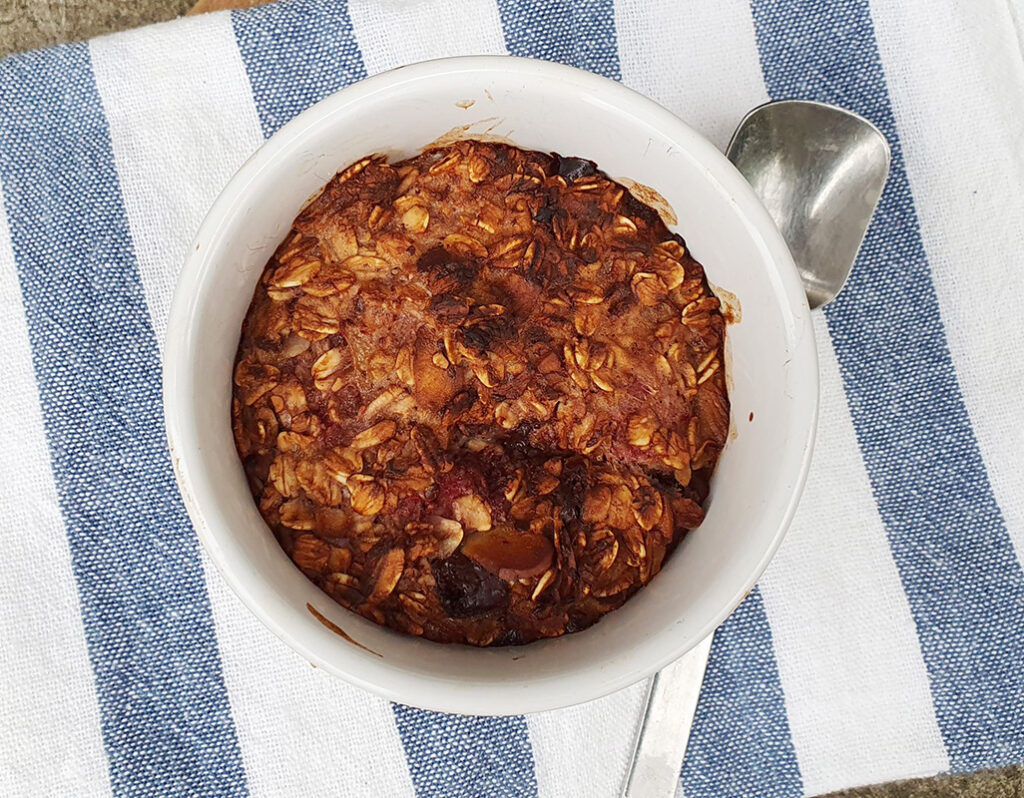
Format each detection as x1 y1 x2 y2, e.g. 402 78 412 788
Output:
0 44 248 797
749 0 1024 772
497 0 621 80
232 2 539 790
232 0 367 138
392 706 538 798
683 589 804 798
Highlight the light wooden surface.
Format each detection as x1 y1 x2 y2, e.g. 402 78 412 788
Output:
189 0 272 14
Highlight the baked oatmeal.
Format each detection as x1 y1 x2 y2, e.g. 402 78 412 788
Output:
231 140 729 646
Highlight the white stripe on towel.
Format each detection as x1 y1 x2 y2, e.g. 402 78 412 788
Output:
758 315 950 795
90 14 265 350
614 0 769 149
527 681 648 798
89 17 415 798
348 0 508 77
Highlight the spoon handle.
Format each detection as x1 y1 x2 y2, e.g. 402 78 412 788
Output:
620 634 713 798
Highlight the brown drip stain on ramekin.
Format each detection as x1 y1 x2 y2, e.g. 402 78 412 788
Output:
307 603 383 657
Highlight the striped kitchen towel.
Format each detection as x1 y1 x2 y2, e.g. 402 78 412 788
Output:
1 1 1022 796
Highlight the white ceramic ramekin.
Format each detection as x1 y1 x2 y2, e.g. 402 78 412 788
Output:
164 56 817 715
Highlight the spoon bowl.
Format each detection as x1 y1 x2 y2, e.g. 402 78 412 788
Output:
726 100 891 308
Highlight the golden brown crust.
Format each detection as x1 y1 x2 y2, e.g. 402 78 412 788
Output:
232 140 729 646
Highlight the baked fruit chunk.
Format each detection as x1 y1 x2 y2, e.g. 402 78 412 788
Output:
232 140 730 646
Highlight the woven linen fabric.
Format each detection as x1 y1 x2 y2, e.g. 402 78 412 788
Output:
1 0 1023 796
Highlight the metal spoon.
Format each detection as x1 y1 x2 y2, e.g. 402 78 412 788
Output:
621 100 890 798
